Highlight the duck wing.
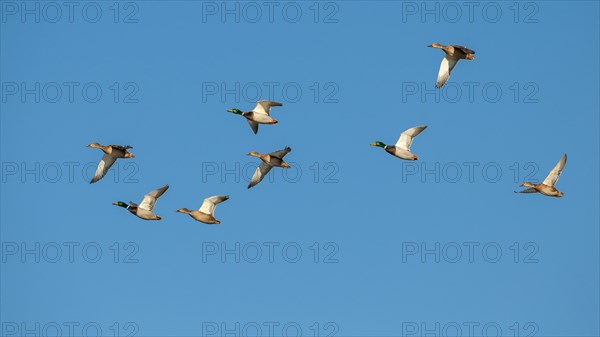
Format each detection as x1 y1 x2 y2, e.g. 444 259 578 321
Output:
253 100 283 116
542 154 567 187
248 163 273 189
395 126 427 151
90 154 117 184
246 119 259 134
199 195 229 215
138 185 169 211
436 56 458 88
269 147 292 159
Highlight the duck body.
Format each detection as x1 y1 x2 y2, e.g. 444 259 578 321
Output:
177 209 221 224
385 146 417 160
249 152 290 168
430 43 475 60
243 111 277 124
520 183 563 197
132 205 162 220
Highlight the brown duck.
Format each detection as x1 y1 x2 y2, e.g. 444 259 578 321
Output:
428 43 475 88
86 142 135 184
176 195 229 224
516 154 567 197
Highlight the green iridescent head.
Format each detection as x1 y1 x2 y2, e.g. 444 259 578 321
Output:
370 141 386 148
227 108 243 115
112 201 128 208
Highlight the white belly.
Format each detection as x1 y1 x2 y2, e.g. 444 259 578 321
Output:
251 114 274 124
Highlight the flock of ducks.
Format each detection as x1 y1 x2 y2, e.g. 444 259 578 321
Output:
87 99 293 223
87 43 568 223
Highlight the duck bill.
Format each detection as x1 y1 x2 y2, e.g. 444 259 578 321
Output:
370 142 377 146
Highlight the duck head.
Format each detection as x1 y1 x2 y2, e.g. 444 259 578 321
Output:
227 108 243 115
176 208 191 214
427 43 443 49
112 201 129 208
520 182 536 188
86 142 102 148
370 141 386 148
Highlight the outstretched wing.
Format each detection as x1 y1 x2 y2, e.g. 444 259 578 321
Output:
542 154 567 187
436 56 458 88
253 100 283 116
270 147 292 159
199 195 229 215
395 126 427 151
248 163 273 189
246 119 259 134
90 154 117 184
139 185 169 211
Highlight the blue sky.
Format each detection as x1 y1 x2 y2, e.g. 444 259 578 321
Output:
1 1 599 336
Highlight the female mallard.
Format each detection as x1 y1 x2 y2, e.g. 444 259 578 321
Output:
371 125 427 160
227 100 283 134
428 43 475 88
247 147 292 188
516 154 567 197
113 185 169 220
87 142 135 184
176 195 229 224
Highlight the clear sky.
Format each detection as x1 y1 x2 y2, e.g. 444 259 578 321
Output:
1 1 599 336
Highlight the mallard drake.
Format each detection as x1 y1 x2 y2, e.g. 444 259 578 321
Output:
371 125 427 160
227 100 283 134
87 142 135 184
176 195 229 224
516 154 567 197
113 185 169 220
428 43 475 88
247 147 292 188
